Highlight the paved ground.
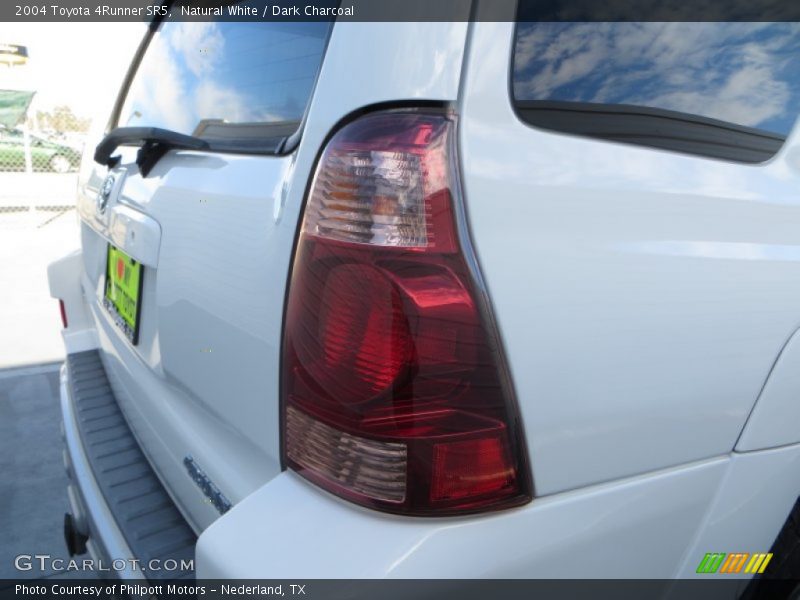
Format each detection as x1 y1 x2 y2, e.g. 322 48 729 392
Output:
0 173 78 210
0 207 80 369
0 362 94 579
0 179 89 578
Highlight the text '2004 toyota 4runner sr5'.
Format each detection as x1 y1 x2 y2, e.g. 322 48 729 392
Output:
47 0 800 591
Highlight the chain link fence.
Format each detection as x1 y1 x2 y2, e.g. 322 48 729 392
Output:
1 105 87 173
0 105 87 223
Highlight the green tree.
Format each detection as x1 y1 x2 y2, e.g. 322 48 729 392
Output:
35 105 90 133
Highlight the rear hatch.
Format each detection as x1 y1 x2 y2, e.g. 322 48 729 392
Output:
74 20 332 531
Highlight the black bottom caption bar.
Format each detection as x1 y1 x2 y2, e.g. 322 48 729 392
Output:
2 579 798 600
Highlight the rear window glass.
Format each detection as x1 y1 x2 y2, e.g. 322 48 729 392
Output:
118 20 331 149
512 20 800 162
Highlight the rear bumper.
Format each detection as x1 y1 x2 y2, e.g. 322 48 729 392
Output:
197 459 724 578
60 352 196 580
61 362 146 579
197 444 800 579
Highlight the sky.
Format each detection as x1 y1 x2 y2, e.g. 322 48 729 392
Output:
514 22 800 136
0 23 145 121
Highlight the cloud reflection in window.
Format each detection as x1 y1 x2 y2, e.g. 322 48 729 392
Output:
118 22 330 140
514 23 800 136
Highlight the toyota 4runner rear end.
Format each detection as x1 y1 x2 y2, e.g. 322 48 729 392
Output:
49 0 800 585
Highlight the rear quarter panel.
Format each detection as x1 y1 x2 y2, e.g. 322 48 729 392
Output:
459 19 800 495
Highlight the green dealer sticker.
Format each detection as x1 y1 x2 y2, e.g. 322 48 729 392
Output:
104 245 143 345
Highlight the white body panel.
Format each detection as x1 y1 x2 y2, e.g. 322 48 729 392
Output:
737 327 800 451
459 19 800 495
48 250 97 355
675 443 800 579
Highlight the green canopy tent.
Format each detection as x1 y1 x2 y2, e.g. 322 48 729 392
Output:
0 89 36 129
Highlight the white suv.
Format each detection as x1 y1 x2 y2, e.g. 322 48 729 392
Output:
48 0 800 586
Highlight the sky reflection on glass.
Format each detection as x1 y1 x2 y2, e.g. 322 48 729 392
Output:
514 23 800 136
120 21 330 135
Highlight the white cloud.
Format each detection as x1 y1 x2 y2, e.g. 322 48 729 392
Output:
167 22 224 77
118 34 193 133
193 80 248 123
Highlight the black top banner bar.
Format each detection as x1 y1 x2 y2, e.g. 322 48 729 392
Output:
3 0 800 22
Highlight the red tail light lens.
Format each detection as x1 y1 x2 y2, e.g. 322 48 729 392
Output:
59 299 68 329
282 111 531 515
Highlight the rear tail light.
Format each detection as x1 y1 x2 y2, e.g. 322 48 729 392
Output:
59 299 68 328
281 111 531 515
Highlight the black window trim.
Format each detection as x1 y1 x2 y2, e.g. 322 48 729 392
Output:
514 100 787 164
508 12 792 164
105 0 334 157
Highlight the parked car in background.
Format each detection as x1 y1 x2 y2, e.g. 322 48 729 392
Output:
48 0 800 590
0 126 81 172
